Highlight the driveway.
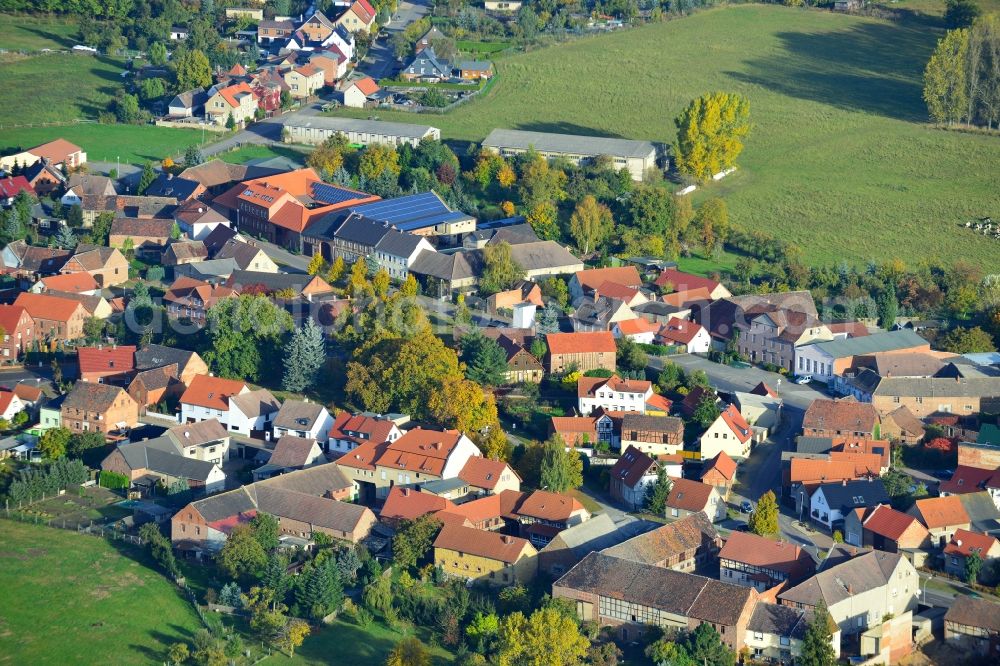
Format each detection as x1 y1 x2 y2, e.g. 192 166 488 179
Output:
359 0 431 80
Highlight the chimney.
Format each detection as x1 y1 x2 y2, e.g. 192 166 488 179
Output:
842 479 847 486
402 488 409 496
502 536 512 544
956 539 963 547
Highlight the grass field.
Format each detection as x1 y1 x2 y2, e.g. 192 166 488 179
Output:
331 5 1000 268
217 143 311 165
0 53 126 124
0 13 81 52
270 619 454 665
0 123 206 163
0 520 202 664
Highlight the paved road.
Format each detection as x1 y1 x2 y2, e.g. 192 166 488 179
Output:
360 0 430 80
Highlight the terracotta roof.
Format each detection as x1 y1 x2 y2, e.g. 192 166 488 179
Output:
940 465 999 495
0 176 33 199
216 82 254 108
29 138 82 164
945 596 1000 633
439 493 504 525
546 331 616 356
550 416 599 447
912 496 970 529
829 437 890 469
827 321 870 338
381 486 455 522
179 374 248 410
595 281 642 303
511 489 586 522
661 287 711 307
646 393 673 413
788 457 873 485
0 390 17 415
655 268 722 292
611 446 658 488
458 457 516 490
335 438 388 472
862 504 926 542
666 478 715 512
329 412 397 445
803 399 878 434
0 305 31 333
718 404 752 443
63 382 131 413
77 345 137 375
351 76 379 96
615 317 660 337
166 418 227 447
702 451 737 482
39 272 99 293
943 529 997 558
353 0 376 22
294 63 321 77
827 451 885 477
574 266 642 293
13 383 42 402
110 217 174 239
373 428 465 476
578 374 651 399
434 523 534 563
13 292 84 323
657 318 705 346
719 531 815 580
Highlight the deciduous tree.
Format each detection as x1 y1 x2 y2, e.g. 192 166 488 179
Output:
568 195 614 255
749 490 779 536
220 525 268 579
674 92 751 183
497 607 589 666
175 49 213 91
480 240 525 296
924 29 969 124
386 636 430 666
540 433 583 492
392 515 442 571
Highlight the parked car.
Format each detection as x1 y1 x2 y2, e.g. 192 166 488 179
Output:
740 500 753 513
794 375 812 385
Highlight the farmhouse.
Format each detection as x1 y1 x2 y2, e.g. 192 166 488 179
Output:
483 129 658 181
61 382 139 437
546 331 616 374
795 330 931 384
719 531 815 592
284 116 440 147
434 523 538 586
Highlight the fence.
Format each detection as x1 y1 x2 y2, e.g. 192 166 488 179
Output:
2 508 143 546
0 118 97 130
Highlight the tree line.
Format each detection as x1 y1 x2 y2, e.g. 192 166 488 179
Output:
924 13 1000 129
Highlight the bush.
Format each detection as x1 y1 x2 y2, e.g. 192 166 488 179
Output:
98 470 130 490
6 458 88 504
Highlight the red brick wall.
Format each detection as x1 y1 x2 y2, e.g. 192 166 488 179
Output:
958 442 1000 469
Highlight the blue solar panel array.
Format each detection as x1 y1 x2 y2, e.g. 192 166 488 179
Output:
312 182 366 206
345 192 470 232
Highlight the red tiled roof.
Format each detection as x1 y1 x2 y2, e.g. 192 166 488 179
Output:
803 399 878 434
943 529 1000 558
827 451 884 477
0 390 17 415
506 489 585 523
615 317 660 336
863 504 925 542
657 318 705 346
329 412 397 445
440 493 503 525
433 523 533 563
550 416 598 447
216 82 254 108
351 76 379 96
719 404 752 443
336 439 388 472
13 383 42 402
459 457 517 491
29 139 82 164
830 438 890 469
702 451 737 482
666 477 715 512
611 446 657 488
295 63 321 77
661 287 711 308
179 374 248 410
939 465 999 495
574 266 642 293
353 0 376 22
645 393 673 413
373 428 465 476
0 305 31 333
912 496 970 529
595 281 641 302
39 272 100 293
578 374 651 399
546 331 616 356
0 176 33 199
719 531 815 580
381 486 454 522
13 292 84 323
788 457 873 485
655 268 722 292
750 382 778 398
77 345 137 375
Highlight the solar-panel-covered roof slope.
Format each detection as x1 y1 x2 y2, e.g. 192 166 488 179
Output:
348 191 473 232
311 182 369 206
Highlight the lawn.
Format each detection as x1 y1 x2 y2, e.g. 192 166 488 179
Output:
269 618 453 666
0 123 206 164
217 143 311 165
0 53 126 125
0 13 81 52
330 5 1000 269
10 485 132 528
0 520 203 665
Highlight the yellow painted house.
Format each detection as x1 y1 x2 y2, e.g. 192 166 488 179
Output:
433 523 537 586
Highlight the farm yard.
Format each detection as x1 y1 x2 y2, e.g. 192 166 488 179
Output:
330 5 1000 269
0 520 202 665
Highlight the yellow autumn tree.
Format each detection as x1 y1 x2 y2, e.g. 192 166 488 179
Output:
306 253 325 276
359 143 401 180
674 91 751 183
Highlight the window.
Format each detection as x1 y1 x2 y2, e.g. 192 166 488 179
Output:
779 636 790 646
671 508 678 517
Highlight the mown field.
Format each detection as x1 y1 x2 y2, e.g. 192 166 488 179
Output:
0 124 205 164
0 53 126 125
0 520 202 665
333 5 1000 268
0 13 81 52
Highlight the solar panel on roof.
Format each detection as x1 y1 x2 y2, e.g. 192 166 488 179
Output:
312 182 364 206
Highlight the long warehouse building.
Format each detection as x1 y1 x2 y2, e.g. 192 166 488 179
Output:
482 128 658 181
285 117 441 148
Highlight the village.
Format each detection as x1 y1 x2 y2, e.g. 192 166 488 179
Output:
0 125 998 665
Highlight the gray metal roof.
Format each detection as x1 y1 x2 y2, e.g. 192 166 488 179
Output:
483 128 656 159
805 330 927 359
286 116 439 140
871 376 1000 398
